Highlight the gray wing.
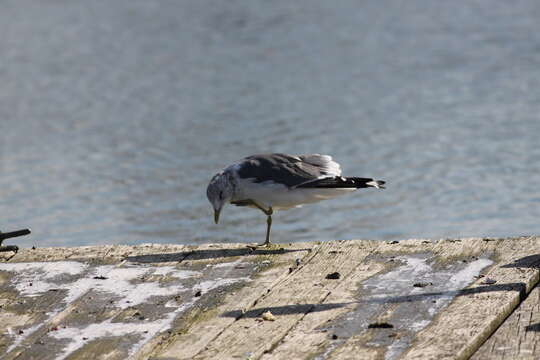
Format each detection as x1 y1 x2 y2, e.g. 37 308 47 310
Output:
235 153 341 187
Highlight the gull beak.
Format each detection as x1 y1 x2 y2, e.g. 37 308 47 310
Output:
214 209 221 224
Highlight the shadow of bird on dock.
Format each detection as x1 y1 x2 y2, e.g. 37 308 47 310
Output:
222 302 350 318
500 254 540 269
366 282 528 304
125 247 310 263
526 323 540 332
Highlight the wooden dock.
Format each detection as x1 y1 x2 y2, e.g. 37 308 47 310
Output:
1 236 539 359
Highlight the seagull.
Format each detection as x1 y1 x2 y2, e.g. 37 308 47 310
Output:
206 153 385 246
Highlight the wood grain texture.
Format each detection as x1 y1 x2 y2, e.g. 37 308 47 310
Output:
150 243 313 360
1 237 539 360
472 271 540 359
189 241 381 359
401 237 540 360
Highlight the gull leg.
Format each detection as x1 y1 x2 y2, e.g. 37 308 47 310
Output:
239 200 274 247
261 208 273 247
252 204 273 246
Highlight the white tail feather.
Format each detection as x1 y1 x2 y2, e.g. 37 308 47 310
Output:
299 154 342 177
366 180 385 189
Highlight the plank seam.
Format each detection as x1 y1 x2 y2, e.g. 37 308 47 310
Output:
260 290 334 358
466 266 540 358
258 241 383 359
181 245 321 359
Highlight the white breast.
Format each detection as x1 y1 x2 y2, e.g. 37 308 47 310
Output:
233 178 356 210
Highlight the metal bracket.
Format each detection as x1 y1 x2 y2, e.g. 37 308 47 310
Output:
0 229 31 253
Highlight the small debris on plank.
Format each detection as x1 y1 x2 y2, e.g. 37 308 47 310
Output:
368 322 394 329
326 272 341 280
413 282 432 288
194 290 202 297
93 275 108 280
389 240 399 244
331 334 338 340
481 278 497 285
261 311 276 321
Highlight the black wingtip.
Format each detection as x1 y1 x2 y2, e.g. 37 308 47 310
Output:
297 177 386 189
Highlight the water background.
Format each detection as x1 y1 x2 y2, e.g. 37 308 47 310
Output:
1 0 539 248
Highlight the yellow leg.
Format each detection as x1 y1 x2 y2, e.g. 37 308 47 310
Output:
239 200 274 247
262 210 273 246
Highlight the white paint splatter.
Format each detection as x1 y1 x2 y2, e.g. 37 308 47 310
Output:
409 319 431 332
49 274 250 360
367 255 434 297
316 255 494 360
383 257 493 360
448 258 493 287
0 260 250 359
5 323 42 353
151 266 200 278
211 259 243 268
0 263 202 308
0 261 88 278
0 261 88 297
50 318 168 360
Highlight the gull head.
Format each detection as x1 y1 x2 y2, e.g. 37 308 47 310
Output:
206 172 234 224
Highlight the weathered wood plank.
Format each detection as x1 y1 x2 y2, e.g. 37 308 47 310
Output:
258 238 480 359
245 237 538 360
1 237 539 360
472 268 540 359
188 241 381 359
321 238 498 360
259 256 386 360
152 243 313 360
2 243 191 263
0 243 310 360
0 243 194 357
401 236 539 360
259 239 439 360
0 263 88 357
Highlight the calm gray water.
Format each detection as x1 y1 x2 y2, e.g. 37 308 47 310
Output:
1 1 540 248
